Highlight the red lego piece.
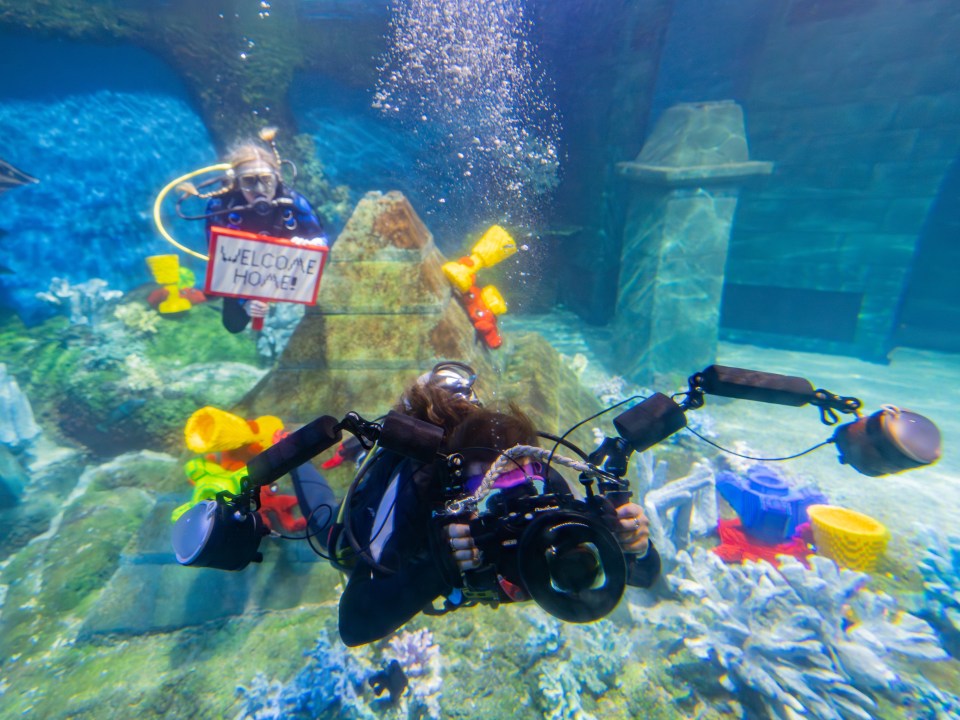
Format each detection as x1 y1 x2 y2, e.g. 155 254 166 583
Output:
259 485 307 534
712 518 812 567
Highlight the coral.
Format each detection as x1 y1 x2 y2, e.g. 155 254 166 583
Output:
113 302 161 336
669 548 949 720
0 363 40 448
523 609 631 720
235 632 373 720
538 665 597 720
35 277 122 326
256 302 305 363
122 354 163 392
235 674 284 720
388 628 443 719
642 460 717 568
915 526 960 656
590 374 630 407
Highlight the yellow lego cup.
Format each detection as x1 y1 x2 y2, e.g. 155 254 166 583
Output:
480 285 508 315
251 415 285 448
146 254 192 314
443 226 519 292
472 225 518 267
442 260 476 292
184 406 256 454
807 504 890 572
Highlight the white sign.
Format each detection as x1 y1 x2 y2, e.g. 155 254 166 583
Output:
205 227 328 304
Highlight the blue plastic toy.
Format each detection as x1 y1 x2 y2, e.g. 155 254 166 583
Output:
716 464 827 543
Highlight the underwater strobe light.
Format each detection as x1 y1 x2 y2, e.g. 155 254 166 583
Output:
172 499 270 571
833 405 942 477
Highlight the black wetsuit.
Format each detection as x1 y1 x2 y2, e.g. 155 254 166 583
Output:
293 452 662 647
205 188 325 333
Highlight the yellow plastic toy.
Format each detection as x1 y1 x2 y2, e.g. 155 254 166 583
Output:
441 225 518 349
441 225 518 291
807 504 890 572
184 406 283 454
146 254 193 314
170 458 247 522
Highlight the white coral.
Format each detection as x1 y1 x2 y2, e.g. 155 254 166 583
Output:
122 354 162 391
669 549 948 720
388 628 442 719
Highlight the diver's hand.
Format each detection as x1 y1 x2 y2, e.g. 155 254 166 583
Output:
444 522 482 572
290 235 328 248
615 502 650 556
244 300 269 319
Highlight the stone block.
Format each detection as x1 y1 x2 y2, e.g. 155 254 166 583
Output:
881 198 935 235
331 191 433 261
319 256 448 314
79 497 337 638
892 93 960 129
870 161 950 198
636 101 752 166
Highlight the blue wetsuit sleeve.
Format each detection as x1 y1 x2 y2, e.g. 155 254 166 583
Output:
290 191 326 242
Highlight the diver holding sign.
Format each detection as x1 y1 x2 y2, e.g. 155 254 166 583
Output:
153 128 328 333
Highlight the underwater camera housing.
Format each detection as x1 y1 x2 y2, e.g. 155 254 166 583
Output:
432 392 687 624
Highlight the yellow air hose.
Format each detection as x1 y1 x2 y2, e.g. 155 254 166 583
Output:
152 163 233 261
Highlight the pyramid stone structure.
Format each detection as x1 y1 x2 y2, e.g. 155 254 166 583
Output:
239 191 486 423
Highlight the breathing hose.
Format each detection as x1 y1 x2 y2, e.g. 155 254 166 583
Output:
152 163 232 261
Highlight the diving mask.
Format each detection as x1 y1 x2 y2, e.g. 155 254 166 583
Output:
233 159 279 212
421 361 481 406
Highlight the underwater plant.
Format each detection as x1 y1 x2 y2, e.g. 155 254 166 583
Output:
669 548 948 720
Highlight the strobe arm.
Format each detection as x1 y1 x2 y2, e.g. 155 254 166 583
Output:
684 365 862 424
246 415 343 488
245 410 446 489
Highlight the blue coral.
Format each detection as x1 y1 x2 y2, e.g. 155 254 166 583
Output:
235 632 372 720
916 526 960 657
669 549 950 720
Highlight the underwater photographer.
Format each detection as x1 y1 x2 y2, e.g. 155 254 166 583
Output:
171 362 942 647
172 361 662 646
292 363 661 646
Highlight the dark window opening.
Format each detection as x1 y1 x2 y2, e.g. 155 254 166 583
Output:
721 284 862 343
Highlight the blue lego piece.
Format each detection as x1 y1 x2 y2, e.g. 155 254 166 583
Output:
716 464 827 543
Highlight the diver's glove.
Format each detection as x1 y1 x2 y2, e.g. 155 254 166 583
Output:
290 235 328 248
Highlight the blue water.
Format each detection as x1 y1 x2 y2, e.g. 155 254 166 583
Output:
1 2 959 718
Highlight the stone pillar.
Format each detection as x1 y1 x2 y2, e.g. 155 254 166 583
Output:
613 101 772 386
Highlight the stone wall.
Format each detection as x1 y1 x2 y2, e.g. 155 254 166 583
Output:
531 0 676 321
719 0 960 360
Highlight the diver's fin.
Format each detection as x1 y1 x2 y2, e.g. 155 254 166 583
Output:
0 158 38 192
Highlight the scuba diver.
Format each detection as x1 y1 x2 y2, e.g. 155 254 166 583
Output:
290 362 661 647
156 128 328 333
